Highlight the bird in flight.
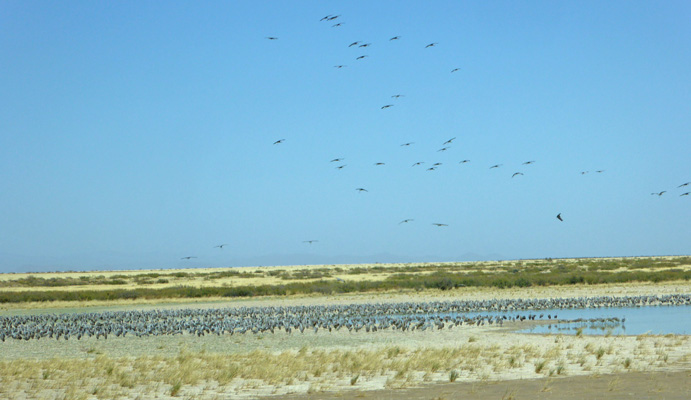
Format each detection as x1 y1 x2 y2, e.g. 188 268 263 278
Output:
425 42 438 48
181 256 197 260
265 37 278 40
512 172 524 178
451 68 460 73
326 15 340 21
332 23 343 27
335 164 347 169
273 139 285 144
432 162 442 166
391 94 404 99
459 160 470 164
303 240 318 244
359 43 371 48
334 65 346 69
214 244 228 249
681 192 690 197
490 164 502 169
432 223 448 227
348 41 360 47
581 171 589 175
595 170 605 173
356 188 368 192
412 161 424 167
556 213 563 222
381 104 394 109
427 167 437 171
443 137 456 145
401 142 414 146
356 55 368 60
399 219 414 224
651 191 666 196
678 182 690 188
437 147 450 152
522 161 535 165
330 158 344 162
390 36 400 41
374 162 385 166
320 15 333 21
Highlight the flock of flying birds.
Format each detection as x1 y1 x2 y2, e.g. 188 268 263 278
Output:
182 13 687 261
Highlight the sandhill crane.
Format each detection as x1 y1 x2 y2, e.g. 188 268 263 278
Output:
348 41 360 47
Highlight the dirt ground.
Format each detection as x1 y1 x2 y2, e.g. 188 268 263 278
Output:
276 370 691 400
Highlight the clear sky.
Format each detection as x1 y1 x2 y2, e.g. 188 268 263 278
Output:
1 1 689 273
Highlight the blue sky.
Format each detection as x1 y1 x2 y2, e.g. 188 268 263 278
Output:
1 1 689 273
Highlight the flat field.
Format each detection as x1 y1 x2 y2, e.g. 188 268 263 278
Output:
0 257 689 399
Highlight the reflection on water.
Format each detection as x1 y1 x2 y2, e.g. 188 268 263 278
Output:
518 305 691 335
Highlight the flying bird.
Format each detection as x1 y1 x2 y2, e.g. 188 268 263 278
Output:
303 240 318 244
181 256 197 260
596 170 605 173
330 158 344 162
459 160 470 164
651 191 666 196
412 162 424 167
320 15 333 21
432 223 448 227
327 15 340 21
512 172 524 178
425 42 438 48
348 41 360 47
356 188 368 192
214 244 228 249
334 65 346 69
451 68 460 73
581 171 589 175
265 37 278 40
401 142 414 146
490 164 502 169
374 162 385 166
381 104 394 109
391 94 404 99
522 161 535 165
681 192 690 197
427 167 437 171
437 147 450 152
399 219 414 224
443 137 456 145
356 55 368 60
273 139 285 144
678 182 690 188
332 23 343 27
359 43 371 48
335 164 347 169
556 213 563 222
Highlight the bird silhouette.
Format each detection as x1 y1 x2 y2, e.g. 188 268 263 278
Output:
459 160 470 164
356 188 368 192
390 36 400 41
556 213 563 222
678 182 690 188
214 244 228 249
334 65 346 69
681 192 690 197
391 94 404 99
490 164 502 169
330 158 344 162
273 139 285 144
181 256 197 260
401 142 414 146
356 55 368 60
374 162 385 166
320 15 333 21
399 219 414 224
335 164 347 169
265 37 278 40
425 42 438 48
303 240 318 244
512 172 524 178
381 104 394 109
432 162 442 166
437 147 450 152
432 223 448 227
451 68 460 73
522 161 535 165
412 162 424 167
348 41 360 47
427 167 437 171
359 43 371 48
332 23 343 27
651 191 666 196
596 170 605 173
327 15 340 21
443 137 456 145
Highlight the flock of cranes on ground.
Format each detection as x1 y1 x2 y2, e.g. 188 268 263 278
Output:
182 13 687 261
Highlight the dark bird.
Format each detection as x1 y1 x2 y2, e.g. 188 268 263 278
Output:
390 36 400 40
356 188 368 192
356 55 368 60
596 170 605 173
556 213 563 222
320 15 333 21
381 104 394 109
265 37 278 40
303 240 318 244
425 42 438 48
181 256 197 260
214 244 228 249
651 191 666 196
459 160 470 164
451 68 460 73
401 142 414 146
512 172 524 178
681 192 690 197
335 164 347 169
432 223 448 227
437 147 450 152
443 137 456 145
522 161 535 165
330 158 344 162
391 94 404 99
348 41 360 47
334 65 346 69
399 219 414 224
327 15 340 21
273 139 285 144
427 167 437 171
432 162 442 166
332 23 343 27
374 162 385 166
490 164 502 169
678 182 690 188
359 43 371 48
581 171 589 175
412 161 424 167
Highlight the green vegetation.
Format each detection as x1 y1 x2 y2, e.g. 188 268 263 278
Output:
0 257 688 303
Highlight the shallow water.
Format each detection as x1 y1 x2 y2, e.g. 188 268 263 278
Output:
516 304 691 335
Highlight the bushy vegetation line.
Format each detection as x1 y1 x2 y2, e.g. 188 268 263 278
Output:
0 267 689 304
